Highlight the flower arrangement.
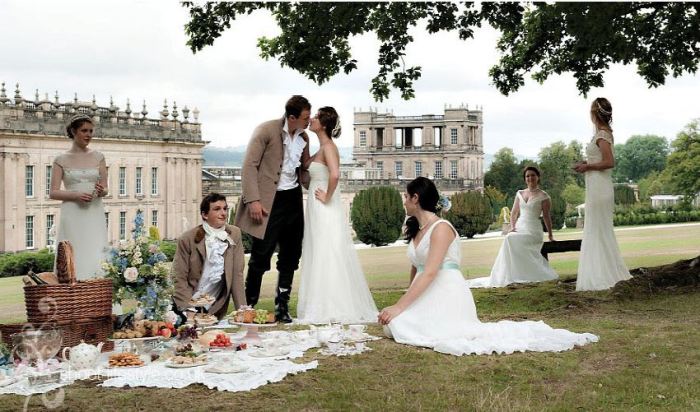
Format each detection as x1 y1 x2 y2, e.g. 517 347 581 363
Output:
103 210 175 321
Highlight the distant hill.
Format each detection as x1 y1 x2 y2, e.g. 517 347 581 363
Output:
204 146 525 169
204 145 355 166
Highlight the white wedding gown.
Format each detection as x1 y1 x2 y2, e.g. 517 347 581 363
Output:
577 130 631 291
385 219 598 356
54 152 108 280
468 190 558 288
296 162 379 324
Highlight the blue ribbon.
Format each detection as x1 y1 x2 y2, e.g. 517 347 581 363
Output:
417 262 460 272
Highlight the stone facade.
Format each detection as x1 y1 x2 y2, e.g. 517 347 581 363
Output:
352 105 484 190
0 82 205 253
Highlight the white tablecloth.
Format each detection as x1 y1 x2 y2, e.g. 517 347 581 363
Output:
0 329 322 396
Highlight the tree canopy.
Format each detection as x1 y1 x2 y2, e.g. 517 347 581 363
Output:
665 120 700 200
183 2 700 101
613 135 669 183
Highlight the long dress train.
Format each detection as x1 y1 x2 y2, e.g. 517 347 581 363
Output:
468 190 558 288
576 130 631 291
385 219 598 356
296 162 378 324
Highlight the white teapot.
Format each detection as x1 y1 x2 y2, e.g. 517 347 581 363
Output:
62 340 104 370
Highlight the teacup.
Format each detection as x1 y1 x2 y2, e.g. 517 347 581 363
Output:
348 324 367 339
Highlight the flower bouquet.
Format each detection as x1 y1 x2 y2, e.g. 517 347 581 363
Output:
103 210 175 321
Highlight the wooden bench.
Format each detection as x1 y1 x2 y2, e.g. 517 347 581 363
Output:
540 239 582 260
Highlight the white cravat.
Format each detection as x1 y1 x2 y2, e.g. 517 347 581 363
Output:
278 119 307 191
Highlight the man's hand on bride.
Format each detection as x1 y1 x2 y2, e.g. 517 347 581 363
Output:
378 305 403 325
314 188 328 203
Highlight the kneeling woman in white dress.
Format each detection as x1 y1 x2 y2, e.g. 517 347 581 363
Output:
378 177 598 356
468 166 558 288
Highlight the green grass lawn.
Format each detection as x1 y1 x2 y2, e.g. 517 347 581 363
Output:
1 223 699 410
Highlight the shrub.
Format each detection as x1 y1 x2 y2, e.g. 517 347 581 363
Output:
0 249 55 278
149 226 161 241
350 186 404 246
614 185 636 205
445 191 492 238
159 240 177 262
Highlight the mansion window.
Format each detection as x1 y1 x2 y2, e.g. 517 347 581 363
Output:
25 216 34 249
359 131 367 147
450 128 458 145
151 210 158 228
119 167 127 195
105 212 109 232
415 161 422 178
25 165 34 197
434 161 443 179
46 214 54 248
135 167 143 195
151 167 159 195
395 161 403 178
119 211 126 240
450 160 458 179
45 165 52 197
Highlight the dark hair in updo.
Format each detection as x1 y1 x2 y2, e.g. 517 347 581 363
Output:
522 165 541 179
318 106 341 138
404 177 439 241
66 114 94 139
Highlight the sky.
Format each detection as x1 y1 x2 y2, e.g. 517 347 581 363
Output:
2 1 698 158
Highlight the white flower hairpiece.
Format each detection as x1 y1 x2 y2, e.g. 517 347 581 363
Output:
596 101 611 116
331 118 342 138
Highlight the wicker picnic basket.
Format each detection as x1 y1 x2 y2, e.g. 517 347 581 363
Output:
24 279 114 323
24 240 114 323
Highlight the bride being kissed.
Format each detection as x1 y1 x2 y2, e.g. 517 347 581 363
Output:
296 106 378 324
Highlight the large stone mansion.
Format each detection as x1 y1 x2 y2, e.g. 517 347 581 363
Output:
351 105 484 189
0 82 204 253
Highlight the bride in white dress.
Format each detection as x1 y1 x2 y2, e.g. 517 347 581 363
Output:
574 98 631 291
379 177 598 356
49 114 109 280
468 166 558 288
296 107 378 324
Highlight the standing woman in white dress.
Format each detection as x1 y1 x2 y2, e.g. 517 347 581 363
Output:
296 107 378 324
468 166 558 288
574 98 631 291
378 177 598 356
50 114 109 280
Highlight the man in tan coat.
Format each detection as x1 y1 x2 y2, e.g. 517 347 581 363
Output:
234 95 311 323
173 193 246 320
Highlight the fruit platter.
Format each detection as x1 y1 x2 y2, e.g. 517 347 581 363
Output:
111 320 177 339
228 307 276 325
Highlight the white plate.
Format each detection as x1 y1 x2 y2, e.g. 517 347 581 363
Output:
205 364 248 374
229 322 278 328
108 336 163 342
248 348 290 358
164 360 209 368
105 364 146 369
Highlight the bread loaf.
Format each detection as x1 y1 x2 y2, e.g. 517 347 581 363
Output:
55 241 77 284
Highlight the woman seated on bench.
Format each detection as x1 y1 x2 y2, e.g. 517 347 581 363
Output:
467 166 558 288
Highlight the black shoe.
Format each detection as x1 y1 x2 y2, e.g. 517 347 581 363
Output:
275 301 293 323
